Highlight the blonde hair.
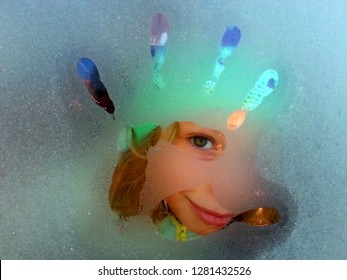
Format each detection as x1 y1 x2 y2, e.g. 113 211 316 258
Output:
109 122 178 221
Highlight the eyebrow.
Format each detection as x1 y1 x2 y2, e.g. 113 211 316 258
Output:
189 124 224 139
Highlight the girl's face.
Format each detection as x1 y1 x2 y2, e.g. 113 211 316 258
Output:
163 122 235 235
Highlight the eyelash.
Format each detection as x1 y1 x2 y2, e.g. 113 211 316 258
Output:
188 134 216 150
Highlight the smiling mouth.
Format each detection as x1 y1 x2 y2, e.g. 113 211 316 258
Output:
188 199 234 226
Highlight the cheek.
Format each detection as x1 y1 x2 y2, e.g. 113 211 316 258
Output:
142 140 224 214
165 193 191 219
165 193 183 211
171 138 187 151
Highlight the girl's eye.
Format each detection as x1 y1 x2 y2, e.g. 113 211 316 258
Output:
190 136 214 149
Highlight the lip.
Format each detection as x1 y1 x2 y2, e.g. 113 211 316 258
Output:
188 199 234 226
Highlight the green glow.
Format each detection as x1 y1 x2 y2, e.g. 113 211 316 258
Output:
127 42 282 129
